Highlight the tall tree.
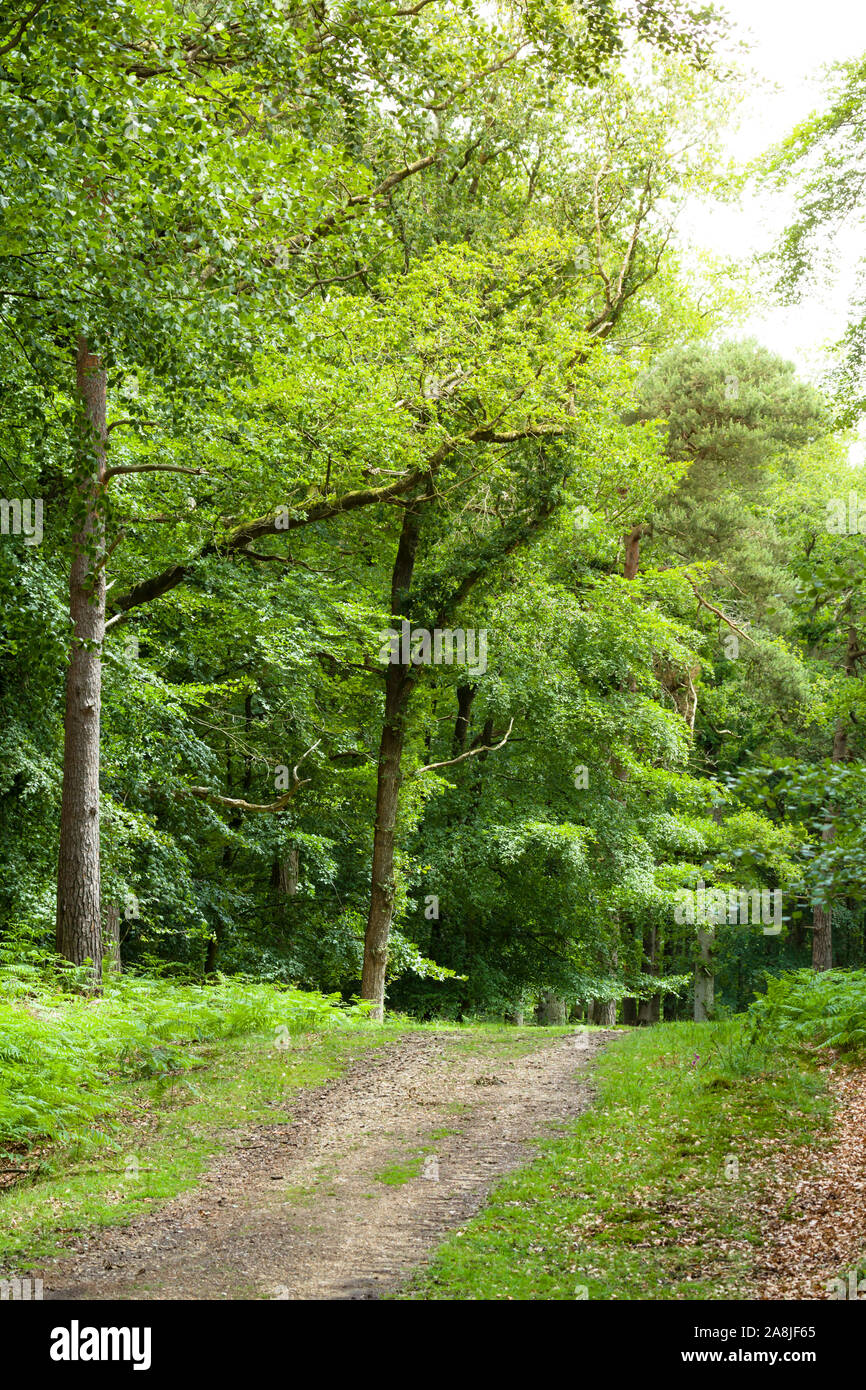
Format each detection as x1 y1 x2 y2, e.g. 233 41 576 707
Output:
55 340 107 968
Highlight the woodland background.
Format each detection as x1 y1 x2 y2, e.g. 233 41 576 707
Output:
4 0 866 1027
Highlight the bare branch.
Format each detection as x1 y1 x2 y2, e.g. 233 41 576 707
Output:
414 718 514 775
106 418 157 435
685 575 754 644
103 463 206 481
104 611 130 631
394 0 442 14
181 741 321 813
471 425 565 444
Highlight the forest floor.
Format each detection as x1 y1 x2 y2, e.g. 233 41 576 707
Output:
397 1022 859 1301
29 1025 612 1300
749 1065 866 1299
9 1019 865 1301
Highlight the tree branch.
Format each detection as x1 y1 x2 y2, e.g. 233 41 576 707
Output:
103 463 207 481
287 155 438 252
0 0 47 57
685 575 754 644
106 418 157 435
107 413 573 619
181 741 321 813
413 718 513 775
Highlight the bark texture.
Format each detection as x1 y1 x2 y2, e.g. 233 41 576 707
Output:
452 683 476 755
56 338 107 976
811 906 833 973
360 502 421 1019
623 523 647 580
536 990 568 1025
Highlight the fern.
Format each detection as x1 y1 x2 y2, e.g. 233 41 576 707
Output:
748 969 866 1055
0 964 372 1152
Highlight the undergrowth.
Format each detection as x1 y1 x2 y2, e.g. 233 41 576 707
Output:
0 955 370 1155
747 968 866 1056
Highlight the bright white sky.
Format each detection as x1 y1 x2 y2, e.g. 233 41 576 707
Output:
679 0 866 393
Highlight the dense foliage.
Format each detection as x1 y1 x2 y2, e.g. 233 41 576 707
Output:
3 0 866 1027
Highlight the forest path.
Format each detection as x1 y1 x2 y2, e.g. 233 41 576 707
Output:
38 1027 612 1301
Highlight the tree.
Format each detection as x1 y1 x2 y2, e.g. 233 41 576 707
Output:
55 341 107 968
765 54 866 422
0 0 726 975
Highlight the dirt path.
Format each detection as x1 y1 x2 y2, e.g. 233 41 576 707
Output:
36 1028 611 1301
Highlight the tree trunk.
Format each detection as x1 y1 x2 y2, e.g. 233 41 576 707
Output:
812 907 833 972
206 842 237 972
452 683 476 755
637 929 659 1025
592 943 620 1026
812 713 850 972
623 523 647 580
537 990 568 1025
205 929 221 974
359 482 552 1018
694 927 714 1021
504 1006 524 1025
622 997 638 1026
637 994 660 1025
360 501 421 1020
277 849 299 896
56 338 107 977
361 668 408 1020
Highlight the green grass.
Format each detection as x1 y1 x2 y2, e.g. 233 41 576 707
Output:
0 1007 585 1271
5 988 837 1296
374 1157 424 1186
395 1020 833 1301
0 1023 403 1270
